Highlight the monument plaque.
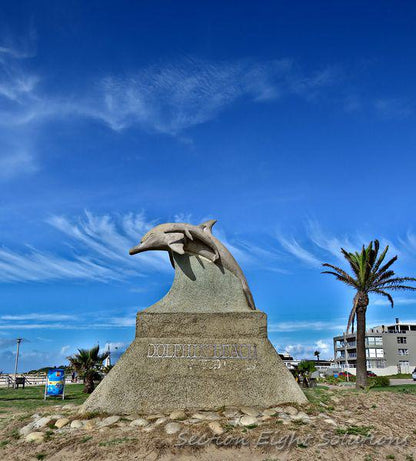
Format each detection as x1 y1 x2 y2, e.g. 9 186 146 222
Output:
82 219 306 414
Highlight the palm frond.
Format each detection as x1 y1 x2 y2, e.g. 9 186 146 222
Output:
375 255 398 278
371 289 394 307
321 271 357 288
346 296 358 333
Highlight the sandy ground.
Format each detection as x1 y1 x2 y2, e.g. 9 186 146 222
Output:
1 388 416 461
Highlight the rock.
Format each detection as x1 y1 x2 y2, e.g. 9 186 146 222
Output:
270 406 285 413
324 418 338 426
99 416 121 427
183 418 203 425
191 412 220 421
147 414 165 421
25 432 45 443
31 413 41 419
284 406 298 416
292 411 310 422
277 412 290 420
84 420 96 431
169 410 187 420
223 409 240 418
70 420 84 429
155 417 168 426
262 409 278 417
332 397 341 404
55 418 70 429
208 421 224 435
226 418 240 427
240 407 260 417
19 423 35 436
260 415 272 421
33 416 52 429
130 418 149 427
165 422 181 434
240 415 258 427
62 404 77 410
143 426 154 432
50 414 64 420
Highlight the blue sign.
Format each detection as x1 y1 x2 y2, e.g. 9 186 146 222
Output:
45 369 65 399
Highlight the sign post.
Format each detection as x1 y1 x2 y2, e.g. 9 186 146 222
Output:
44 368 65 400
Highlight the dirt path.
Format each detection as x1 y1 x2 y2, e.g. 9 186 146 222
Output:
1 388 415 460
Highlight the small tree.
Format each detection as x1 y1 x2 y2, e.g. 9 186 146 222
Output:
297 360 317 388
314 350 321 361
67 345 108 393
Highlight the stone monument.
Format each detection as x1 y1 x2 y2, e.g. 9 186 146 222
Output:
82 219 306 414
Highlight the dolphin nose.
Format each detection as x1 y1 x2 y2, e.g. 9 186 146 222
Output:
129 243 144 255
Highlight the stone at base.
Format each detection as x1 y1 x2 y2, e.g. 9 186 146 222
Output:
82 310 306 414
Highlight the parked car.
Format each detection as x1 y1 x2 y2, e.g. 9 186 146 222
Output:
367 371 377 377
412 368 416 381
338 371 354 378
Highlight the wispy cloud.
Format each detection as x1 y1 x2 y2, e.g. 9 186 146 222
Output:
372 297 416 307
275 235 321 267
276 220 405 269
274 338 333 359
0 150 38 180
1 314 75 321
374 97 413 119
0 211 167 283
0 28 340 180
0 211 287 284
269 319 346 333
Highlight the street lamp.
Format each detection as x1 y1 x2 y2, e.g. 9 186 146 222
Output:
14 338 23 388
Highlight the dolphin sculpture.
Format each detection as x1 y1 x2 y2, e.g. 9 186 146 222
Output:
129 219 256 310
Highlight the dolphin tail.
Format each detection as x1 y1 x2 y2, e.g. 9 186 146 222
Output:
199 219 217 233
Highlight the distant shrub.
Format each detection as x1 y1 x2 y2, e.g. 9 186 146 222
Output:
368 376 390 387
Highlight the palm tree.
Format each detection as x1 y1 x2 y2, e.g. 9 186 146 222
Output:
67 345 109 393
314 350 320 361
322 240 416 389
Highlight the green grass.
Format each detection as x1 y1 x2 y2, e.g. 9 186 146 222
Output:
303 386 334 412
336 425 373 436
369 384 416 394
384 373 411 379
0 384 88 411
81 435 93 443
98 437 137 447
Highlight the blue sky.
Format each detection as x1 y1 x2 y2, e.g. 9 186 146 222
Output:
1 1 416 371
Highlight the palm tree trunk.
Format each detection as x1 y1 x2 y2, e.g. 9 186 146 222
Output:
83 375 95 394
355 292 369 389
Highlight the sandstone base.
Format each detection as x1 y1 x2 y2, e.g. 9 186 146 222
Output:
82 310 306 414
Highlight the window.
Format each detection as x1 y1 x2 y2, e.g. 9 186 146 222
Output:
375 360 385 368
366 348 384 358
366 336 382 346
398 349 409 356
397 337 407 344
366 348 377 358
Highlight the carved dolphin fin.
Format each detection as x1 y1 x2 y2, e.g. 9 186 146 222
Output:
169 243 185 254
199 219 217 233
184 228 193 240
165 232 185 255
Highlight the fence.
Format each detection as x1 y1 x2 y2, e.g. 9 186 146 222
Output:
0 373 73 388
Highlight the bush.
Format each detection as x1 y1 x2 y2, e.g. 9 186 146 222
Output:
368 376 390 387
